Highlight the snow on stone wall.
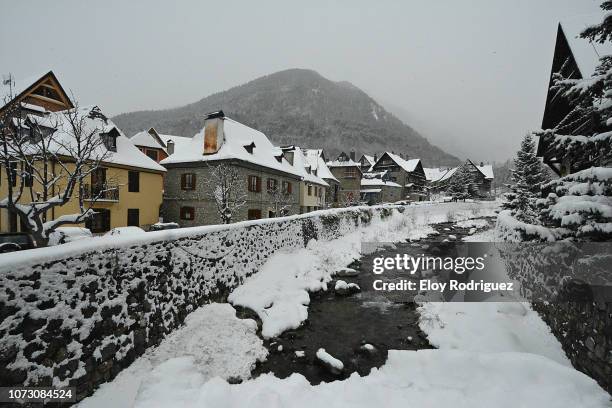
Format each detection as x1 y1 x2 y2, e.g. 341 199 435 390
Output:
0 205 400 401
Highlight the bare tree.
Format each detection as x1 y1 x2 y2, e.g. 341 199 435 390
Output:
267 181 293 217
0 95 113 246
203 163 247 224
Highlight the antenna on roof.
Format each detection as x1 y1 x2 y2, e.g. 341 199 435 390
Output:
2 73 15 98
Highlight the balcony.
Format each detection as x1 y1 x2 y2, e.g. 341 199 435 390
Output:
83 183 119 202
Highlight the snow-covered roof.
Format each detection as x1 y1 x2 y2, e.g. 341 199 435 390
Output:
360 154 375 166
361 188 382 194
21 106 166 173
327 158 361 168
361 178 401 188
288 146 329 187
304 149 339 183
424 167 449 182
0 71 71 110
378 152 421 173
437 167 458 183
160 117 303 178
131 130 164 150
476 164 494 179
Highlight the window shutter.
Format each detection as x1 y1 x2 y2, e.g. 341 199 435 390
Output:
256 177 261 192
191 174 196 190
181 174 185 190
288 182 292 194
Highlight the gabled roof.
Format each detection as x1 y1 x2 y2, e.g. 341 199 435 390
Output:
423 167 448 182
437 167 458 183
475 164 494 179
326 158 362 169
160 117 303 178
359 154 375 165
0 71 73 114
12 106 166 173
375 152 421 173
286 146 329 187
131 130 165 150
304 149 338 183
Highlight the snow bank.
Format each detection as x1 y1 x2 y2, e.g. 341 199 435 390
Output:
77 303 266 408
131 350 610 408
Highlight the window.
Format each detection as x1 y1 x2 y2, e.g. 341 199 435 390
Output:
9 162 17 187
127 209 140 227
128 171 140 192
345 167 357 178
91 168 107 198
248 209 262 220
180 206 195 220
248 175 261 192
307 185 312 196
282 181 292 194
267 178 278 191
145 149 158 161
181 173 196 190
86 209 111 233
23 163 33 187
100 132 117 152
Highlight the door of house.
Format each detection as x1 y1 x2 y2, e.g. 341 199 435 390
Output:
86 209 111 233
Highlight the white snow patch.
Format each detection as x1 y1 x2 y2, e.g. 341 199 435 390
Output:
316 348 344 371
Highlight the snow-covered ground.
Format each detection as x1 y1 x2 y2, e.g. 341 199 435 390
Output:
134 350 609 408
79 201 610 407
77 303 267 408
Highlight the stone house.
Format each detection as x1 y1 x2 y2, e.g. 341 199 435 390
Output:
160 111 302 226
360 173 402 204
281 146 328 213
369 152 426 201
304 149 340 207
358 153 376 172
327 152 363 204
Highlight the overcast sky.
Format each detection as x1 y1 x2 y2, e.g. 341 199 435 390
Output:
1 0 609 162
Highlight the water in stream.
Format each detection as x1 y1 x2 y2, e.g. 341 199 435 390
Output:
250 217 496 384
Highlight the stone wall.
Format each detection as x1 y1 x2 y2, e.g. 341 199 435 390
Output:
0 206 401 402
163 161 301 226
498 242 612 395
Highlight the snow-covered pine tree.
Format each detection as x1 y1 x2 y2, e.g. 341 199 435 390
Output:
447 165 470 201
535 1 612 240
502 134 549 223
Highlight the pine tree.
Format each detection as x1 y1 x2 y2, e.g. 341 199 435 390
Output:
534 1 612 240
447 165 471 201
502 134 549 223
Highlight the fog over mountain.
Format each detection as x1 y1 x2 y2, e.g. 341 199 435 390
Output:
113 69 460 166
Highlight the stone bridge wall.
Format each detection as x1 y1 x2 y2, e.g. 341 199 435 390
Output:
0 206 400 402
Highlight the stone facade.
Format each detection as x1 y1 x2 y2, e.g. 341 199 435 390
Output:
0 205 404 403
163 160 300 226
370 154 427 201
328 165 362 204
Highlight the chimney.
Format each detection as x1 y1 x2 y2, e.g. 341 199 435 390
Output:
350 151 356 161
480 162 484 167
166 139 175 156
373 153 378 163
203 110 225 154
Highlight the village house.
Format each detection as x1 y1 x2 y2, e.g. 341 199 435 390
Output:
369 152 426 201
304 149 340 207
433 160 494 197
160 111 302 226
358 153 376 172
326 152 363 204
281 146 328 213
130 127 189 163
0 71 166 233
360 171 402 204
537 23 612 175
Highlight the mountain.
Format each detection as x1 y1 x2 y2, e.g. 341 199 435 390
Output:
112 69 460 166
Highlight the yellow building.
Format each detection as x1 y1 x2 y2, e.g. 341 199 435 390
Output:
0 71 165 234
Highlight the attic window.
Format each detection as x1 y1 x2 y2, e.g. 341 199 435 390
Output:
275 154 283 163
244 142 256 154
100 128 119 152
